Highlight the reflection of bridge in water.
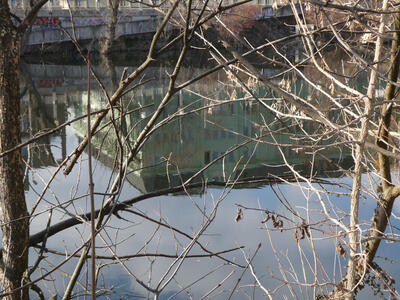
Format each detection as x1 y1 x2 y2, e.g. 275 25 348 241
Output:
21 62 354 194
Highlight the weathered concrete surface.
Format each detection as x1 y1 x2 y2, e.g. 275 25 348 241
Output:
15 9 163 46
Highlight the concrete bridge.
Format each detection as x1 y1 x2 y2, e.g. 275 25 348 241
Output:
16 9 162 47
12 0 277 48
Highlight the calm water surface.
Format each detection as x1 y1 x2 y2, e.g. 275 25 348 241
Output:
19 57 400 299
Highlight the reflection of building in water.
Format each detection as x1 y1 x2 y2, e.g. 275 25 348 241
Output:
22 62 354 194
72 84 353 194
20 66 69 190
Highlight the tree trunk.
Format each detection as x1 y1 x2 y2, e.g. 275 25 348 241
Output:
367 11 400 265
0 12 30 300
102 0 120 54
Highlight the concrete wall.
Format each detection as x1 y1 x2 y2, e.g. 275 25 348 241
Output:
20 9 161 45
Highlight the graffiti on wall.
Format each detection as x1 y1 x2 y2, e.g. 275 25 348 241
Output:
36 79 63 88
33 17 61 27
32 15 147 28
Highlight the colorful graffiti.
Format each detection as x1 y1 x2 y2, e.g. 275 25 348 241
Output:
33 17 61 27
32 15 146 28
36 79 63 88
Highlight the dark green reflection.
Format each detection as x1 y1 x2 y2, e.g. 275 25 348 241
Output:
21 60 354 194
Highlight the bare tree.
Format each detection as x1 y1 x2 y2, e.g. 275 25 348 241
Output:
201 0 400 299
0 1 53 298
102 0 121 54
3 0 400 299
2 0 270 298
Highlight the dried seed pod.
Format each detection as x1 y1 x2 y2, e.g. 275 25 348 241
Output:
235 208 243 222
262 213 270 224
294 230 299 243
336 243 346 258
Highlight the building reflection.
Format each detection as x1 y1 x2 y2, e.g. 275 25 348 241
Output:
20 60 354 193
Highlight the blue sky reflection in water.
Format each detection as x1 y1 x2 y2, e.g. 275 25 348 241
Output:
20 60 400 299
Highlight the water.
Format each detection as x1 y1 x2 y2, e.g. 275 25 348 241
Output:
19 55 399 299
